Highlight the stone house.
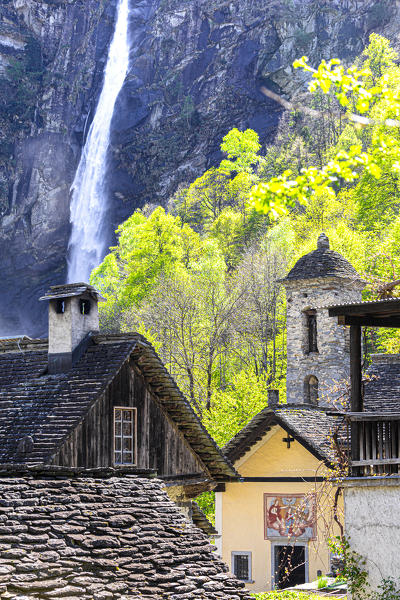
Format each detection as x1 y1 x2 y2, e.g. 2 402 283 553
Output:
0 282 250 600
215 234 364 592
327 297 400 594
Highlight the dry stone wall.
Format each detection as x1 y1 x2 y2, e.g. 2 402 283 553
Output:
0 469 250 600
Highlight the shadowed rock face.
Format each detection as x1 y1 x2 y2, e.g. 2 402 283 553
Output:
0 0 398 336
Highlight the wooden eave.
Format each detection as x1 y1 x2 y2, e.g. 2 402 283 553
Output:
328 298 400 327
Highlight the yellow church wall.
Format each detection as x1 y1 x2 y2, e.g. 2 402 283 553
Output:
216 425 343 593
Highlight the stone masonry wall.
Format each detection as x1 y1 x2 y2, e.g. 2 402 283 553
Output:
285 277 363 406
0 470 250 600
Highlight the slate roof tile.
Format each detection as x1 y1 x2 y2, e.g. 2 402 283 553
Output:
284 249 362 282
0 471 251 599
363 356 400 413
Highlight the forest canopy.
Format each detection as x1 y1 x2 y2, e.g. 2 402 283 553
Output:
92 33 400 448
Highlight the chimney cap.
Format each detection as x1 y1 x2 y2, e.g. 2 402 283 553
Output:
39 282 105 302
268 389 279 408
317 232 330 251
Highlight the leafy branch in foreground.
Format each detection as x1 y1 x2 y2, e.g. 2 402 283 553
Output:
252 34 400 217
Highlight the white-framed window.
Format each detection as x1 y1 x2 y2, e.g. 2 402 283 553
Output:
114 407 137 465
231 551 252 582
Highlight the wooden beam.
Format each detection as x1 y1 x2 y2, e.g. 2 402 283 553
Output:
338 315 400 328
350 324 362 476
351 458 400 466
329 299 400 317
346 413 400 421
241 476 325 482
350 325 362 412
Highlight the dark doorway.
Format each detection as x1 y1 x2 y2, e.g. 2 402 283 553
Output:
274 545 306 589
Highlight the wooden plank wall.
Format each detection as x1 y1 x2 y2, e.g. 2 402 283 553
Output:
53 360 206 477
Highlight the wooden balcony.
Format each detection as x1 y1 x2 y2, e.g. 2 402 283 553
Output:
347 413 400 476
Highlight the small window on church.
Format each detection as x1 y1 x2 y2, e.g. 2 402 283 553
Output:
304 375 319 405
305 310 318 353
232 552 252 582
114 407 136 465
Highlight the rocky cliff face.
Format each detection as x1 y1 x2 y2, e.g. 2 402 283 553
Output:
0 0 398 335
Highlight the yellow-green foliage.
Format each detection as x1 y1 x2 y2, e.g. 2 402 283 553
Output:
92 34 400 446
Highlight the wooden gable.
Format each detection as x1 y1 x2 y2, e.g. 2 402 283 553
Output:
0 333 237 485
53 359 207 477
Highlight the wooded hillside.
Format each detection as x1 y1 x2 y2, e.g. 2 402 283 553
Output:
92 34 400 449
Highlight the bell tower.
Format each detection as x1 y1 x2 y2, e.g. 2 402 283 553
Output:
282 234 365 407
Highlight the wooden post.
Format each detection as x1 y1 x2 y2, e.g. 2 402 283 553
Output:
350 325 362 476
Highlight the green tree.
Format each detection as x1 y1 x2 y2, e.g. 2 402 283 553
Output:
251 35 400 218
220 127 261 174
91 206 201 330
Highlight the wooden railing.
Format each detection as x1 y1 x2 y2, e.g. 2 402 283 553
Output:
348 413 400 476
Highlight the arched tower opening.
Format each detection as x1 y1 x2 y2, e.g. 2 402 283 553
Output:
304 375 319 405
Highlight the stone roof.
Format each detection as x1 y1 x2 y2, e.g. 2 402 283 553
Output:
363 355 400 413
224 405 342 464
191 501 218 536
39 282 105 301
283 233 362 283
0 468 250 600
0 334 237 480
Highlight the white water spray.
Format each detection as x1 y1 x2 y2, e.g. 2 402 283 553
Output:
67 0 130 283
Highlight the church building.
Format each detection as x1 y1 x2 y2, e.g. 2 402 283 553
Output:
216 234 365 592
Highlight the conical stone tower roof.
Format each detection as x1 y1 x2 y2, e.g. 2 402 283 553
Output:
283 233 363 283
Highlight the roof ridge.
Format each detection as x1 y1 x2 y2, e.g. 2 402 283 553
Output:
224 404 341 464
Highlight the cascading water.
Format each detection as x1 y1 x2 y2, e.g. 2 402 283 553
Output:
67 0 130 283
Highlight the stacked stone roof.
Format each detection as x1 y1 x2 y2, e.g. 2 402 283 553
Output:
0 334 236 480
224 405 341 464
364 355 400 414
39 282 104 301
283 233 362 283
0 470 251 600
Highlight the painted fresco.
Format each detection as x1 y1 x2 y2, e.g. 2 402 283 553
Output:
264 494 316 540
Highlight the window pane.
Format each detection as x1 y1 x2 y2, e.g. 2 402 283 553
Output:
123 451 133 464
234 554 249 581
115 437 121 451
114 451 122 464
115 409 121 420
123 410 132 421
123 422 132 436
123 437 132 450
115 422 122 436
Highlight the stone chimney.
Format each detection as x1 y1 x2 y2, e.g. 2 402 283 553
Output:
268 389 279 408
39 283 104 373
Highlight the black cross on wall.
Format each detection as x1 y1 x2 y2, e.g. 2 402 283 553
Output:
282 433 295 448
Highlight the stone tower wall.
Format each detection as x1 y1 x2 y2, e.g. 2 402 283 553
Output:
285 277 363 406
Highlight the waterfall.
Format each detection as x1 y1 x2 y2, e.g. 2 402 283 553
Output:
67 0 130 283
